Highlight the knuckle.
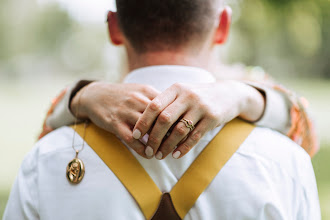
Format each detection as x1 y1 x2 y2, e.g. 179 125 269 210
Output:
138 118 149 129
200 103 210 111
135 147 145 156
172 82 186 91
123 134 133 144
130 92 140 100
142 85 155 94
191 131 202 142
181 143 192 152
149 99 162 112
207 112 219 122
122 96 132 106
158 112 172 124
148 136 160 147
110 122 120 132
104 114 115 126
186 90 199 101
175 124 188 136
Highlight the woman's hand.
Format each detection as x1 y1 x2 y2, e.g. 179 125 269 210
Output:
71 81 160 158
133 81 265 160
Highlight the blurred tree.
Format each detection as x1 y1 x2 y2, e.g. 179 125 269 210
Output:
226 0 329 78
0 0 328 79
32 4 74 54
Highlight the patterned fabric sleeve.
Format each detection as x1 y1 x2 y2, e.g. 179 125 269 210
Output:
38 80 94 140
244 67 319 157
38 87 68 140
274 85 319 157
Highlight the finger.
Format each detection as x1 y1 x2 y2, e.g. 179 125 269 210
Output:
125 112 142 129
127 92 152 113
132 86 178 140
145 101 189 158
118 124 149 159
156 111 202 160
172 118 217 159
138 85 161 100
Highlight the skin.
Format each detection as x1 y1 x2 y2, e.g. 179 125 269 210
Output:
73 82 160 156
72 7 265 159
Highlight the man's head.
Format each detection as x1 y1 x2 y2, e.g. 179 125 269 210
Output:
107 0 231 69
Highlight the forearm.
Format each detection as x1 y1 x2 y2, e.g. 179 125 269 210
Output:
237 82 266 123
39 80 93 139
243 81 319 157
70 82 95 120
242 82 291 134
46 80 93 128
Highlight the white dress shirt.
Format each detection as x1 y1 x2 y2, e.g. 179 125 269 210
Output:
4 66 320 220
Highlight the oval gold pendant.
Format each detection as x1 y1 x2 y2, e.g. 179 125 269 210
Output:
66 158 85 184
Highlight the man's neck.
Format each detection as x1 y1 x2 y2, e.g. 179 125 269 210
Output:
126 49 216 73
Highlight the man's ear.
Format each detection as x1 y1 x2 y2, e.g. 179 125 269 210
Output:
107 11 124 45
214 6 232 45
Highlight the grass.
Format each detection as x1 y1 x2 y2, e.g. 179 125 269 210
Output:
0 190 9 219
312 143 330 219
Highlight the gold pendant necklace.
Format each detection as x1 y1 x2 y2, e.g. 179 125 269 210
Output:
66 155 85 184
66 122 87 184
66 88 87 184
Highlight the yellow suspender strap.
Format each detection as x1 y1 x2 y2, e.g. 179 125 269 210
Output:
72 118 255 219
170 119 255 218
73 123 162 219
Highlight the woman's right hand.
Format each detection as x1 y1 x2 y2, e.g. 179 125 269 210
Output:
71 81 160 158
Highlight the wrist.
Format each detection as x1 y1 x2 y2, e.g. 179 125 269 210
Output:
69 80 95 119
238 83 266 122
70 84 91 119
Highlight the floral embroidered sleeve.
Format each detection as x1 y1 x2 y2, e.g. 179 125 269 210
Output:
243 67 319 157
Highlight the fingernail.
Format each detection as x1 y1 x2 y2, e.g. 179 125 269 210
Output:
145 146 154 158
133 129 141 139
155 152 163 160
173 151 181 159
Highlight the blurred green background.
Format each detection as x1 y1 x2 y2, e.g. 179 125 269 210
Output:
0 0 329 218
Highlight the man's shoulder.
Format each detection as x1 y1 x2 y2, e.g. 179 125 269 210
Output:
35 126 76 156
243 126 310 159
16 126 76 185
237 126 312 182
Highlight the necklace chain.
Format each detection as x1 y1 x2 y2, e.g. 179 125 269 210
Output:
71 122 87 157
71 88 87 157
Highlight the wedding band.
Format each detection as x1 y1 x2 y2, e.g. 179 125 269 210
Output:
180 118 195 131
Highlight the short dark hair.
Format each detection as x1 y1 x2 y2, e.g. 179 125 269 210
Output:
116 0 220 53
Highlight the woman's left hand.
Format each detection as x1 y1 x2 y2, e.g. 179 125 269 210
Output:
132 81 265 159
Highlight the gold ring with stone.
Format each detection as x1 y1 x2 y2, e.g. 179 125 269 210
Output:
180 118 195 131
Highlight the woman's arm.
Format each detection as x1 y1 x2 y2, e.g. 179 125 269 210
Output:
40 78 318 158
39 80 94 139
271 84 319 157
241 66 319 157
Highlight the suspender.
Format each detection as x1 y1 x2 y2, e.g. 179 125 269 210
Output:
72 119 254 219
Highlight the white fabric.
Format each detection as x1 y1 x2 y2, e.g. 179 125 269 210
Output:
46 82 77 128
249 83 291 134
4 65 320 220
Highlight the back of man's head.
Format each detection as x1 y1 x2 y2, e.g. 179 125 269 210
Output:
116 0 222 53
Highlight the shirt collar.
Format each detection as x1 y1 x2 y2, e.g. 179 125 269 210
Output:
123 65 216 91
